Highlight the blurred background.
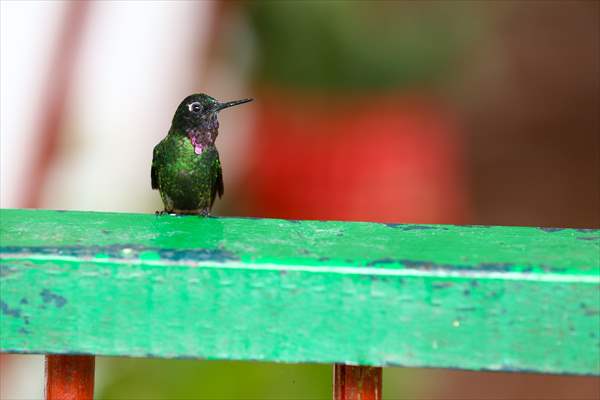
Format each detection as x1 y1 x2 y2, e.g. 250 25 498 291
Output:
1 1 598 399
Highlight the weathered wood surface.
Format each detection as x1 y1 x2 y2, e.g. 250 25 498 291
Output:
1 209 598 375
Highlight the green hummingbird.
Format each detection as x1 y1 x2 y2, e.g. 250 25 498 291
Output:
151 93 252 215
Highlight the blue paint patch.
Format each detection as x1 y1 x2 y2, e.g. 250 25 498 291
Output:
582 308 599 316
384 224 446 231
366 258 571 274
539 227 598 234
539 227 566 232
0 301 21 318
366 258 398 267
384 223 403 228
478 262 515 272
431 282 453 289
0 264 18 277
0 244 239 263
40 289 67 308
156 248 238 263
577 236 599 241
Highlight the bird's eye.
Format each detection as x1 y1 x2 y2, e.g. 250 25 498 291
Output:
189 102 203 113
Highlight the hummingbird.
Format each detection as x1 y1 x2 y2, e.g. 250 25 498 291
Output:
151 93 252 216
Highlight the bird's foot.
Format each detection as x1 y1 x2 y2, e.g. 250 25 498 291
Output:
198 208 211 217
155 210 176 216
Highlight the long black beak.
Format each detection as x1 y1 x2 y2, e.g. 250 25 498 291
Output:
215 98 253 111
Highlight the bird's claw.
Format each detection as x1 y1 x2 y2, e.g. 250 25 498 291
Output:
155 210 176 216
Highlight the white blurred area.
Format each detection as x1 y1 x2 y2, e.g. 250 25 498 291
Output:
1 0 253 213
42 0 212 213
1 1 63 209
1 1 251 398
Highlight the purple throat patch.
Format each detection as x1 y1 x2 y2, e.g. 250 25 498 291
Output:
189 135 203 155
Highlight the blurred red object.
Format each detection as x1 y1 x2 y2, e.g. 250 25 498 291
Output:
243 91 468 224
46 355 95 400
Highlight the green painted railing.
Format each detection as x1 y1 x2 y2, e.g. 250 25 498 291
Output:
1 208 599 388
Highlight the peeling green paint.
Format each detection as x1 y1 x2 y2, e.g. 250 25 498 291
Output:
0 208 598 375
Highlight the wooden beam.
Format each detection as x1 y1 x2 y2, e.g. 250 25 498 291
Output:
46 355 95 400
1 209 598 375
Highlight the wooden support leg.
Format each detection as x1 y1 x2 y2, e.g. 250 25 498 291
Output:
334 364 382 400
45 355 95 400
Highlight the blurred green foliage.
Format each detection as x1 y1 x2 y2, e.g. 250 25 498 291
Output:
97 358 331 400
246 2 482 92
96 358 422 399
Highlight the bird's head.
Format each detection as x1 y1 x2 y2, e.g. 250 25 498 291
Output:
171 93 252 133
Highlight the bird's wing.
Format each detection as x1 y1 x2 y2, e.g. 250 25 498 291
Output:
151 143 162 190
211 154 224 208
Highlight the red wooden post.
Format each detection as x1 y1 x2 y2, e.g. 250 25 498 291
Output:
45 355 95 400
334 364 382 400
